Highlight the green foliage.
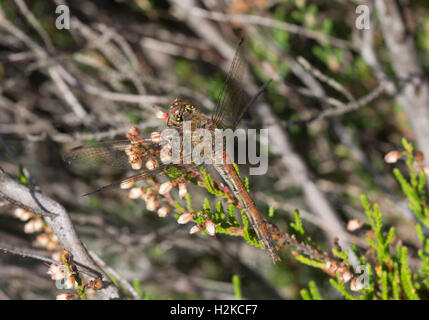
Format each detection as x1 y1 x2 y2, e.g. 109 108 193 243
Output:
300 281 322 300
232 275 242 300
297 139 429 300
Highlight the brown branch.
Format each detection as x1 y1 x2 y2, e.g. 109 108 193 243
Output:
0 167 122 299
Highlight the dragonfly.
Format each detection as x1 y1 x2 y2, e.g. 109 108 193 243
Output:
64 38 280 263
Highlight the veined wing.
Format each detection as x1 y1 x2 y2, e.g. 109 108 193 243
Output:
81 167 166 196
211 38 272 130
211 38 246 130
63 138 157 170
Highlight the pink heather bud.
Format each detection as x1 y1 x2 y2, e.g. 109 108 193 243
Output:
24 217 44 234
56 293 72 300
157 205 170 218
177 212 193 224
35 234 50 248
178 182 187 199
189 224 202 234
141 189 151 201
145 157 158 170
341 270 352 283
350 278 364 292
120 180 135 189
205 220 216 236
155 110 169 121
51 234 58 243
384 150 400 164
93 277 103 290
51 251 63 261
146 198 159 211
415 150 424 163
127 126 140 137
13 207 34 221
159 181 174 195
128 187 143 199
151 131 162 144
47 264 66 280
346 219 361 232
47 240 59 251
65 275 77 289
131 159 143 170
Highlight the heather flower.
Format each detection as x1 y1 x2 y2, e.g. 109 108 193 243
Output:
47 264 66 280
205 220 216 236
346 219 361 232
128 187 143 199
157 205 170 218
13 207 34 221
24 217 44 234
178 182 187 199
177 212 193 224
384 151 400 164
145 157 158 170
159 181 174 195
155 110 169 120
131 159 143 170
151 131 161 144
189 224 202 234
146 198 159 211
56 293 72 300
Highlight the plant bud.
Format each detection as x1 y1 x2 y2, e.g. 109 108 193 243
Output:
127 126 140 137
120 180 135 189
177 212 193 224
56 293 72 300
346 219 361 232
350 278 364 291
13 207 33 221
151 131 162 144
189 224 202 234
145 157 158 170
384 151 400 164
24 217 44 234
178 182 187 199
47 264 66 280
205 220 216 236
131 159 143 170
65 275 77 289
341 270 352 283
35 234 50 248
146 198 159 211
128 187 143 199
157 205 170 218
93 277 103 290
159 181 174 195
155 110 169 120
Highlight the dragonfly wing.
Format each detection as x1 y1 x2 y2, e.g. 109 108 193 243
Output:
81 166 167 196
211 38 245 130
211 39 272 130
63 139 156 170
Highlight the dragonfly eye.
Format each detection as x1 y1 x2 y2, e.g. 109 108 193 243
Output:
184 104 195 112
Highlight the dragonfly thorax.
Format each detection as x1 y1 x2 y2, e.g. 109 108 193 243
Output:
167 98 197 127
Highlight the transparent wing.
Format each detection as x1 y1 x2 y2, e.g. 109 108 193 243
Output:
62 139 156 170
81 167 166 196
211 38 246 130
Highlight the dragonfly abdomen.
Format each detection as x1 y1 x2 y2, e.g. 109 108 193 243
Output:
213 162 280 263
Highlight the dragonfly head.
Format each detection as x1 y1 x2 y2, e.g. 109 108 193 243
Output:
167 98 196 127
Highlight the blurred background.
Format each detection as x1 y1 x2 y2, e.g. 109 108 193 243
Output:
1 0 429 299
